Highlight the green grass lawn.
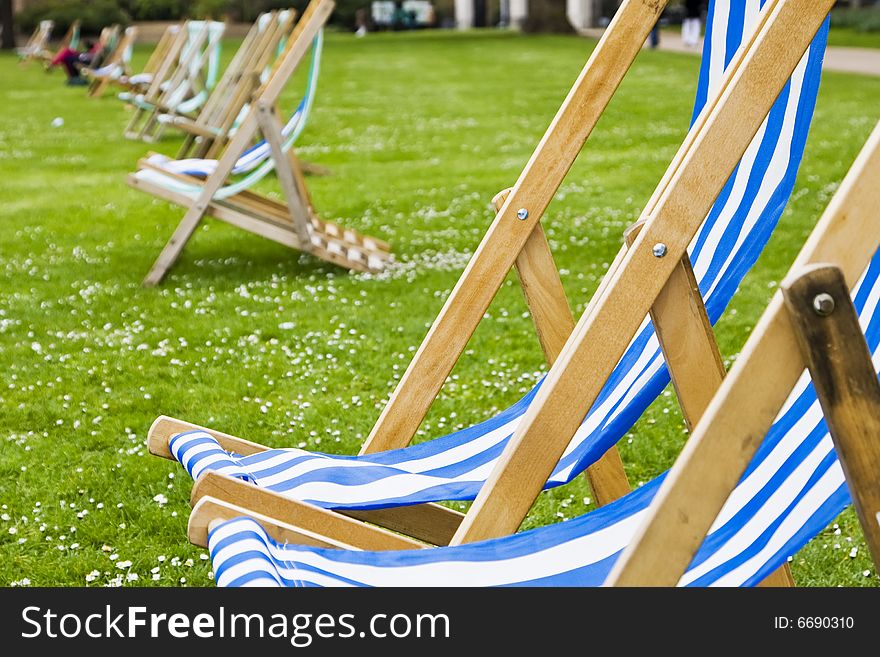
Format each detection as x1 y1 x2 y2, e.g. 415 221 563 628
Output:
1 30 879 587
828 27 880 49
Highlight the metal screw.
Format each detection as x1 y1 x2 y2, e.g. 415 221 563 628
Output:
813 293 835 317
652 243 668 258
516 208 529 221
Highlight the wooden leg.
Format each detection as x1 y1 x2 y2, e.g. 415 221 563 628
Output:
783 264 880 572
142 203 208 287
256 102 314 250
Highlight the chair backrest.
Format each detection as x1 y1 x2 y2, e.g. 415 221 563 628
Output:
193 10 297 135
162 20 226 113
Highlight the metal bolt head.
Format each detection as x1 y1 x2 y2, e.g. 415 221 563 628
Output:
516 208 529 221
813 293 835 317
652 243 668 258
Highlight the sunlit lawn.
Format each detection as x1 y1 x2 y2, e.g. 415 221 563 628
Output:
1 30 879 586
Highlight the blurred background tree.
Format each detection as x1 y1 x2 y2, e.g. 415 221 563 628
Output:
1 0 14 49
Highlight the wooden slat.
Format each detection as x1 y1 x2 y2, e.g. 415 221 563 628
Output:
190 473 427 550
340 505 465 547
256 102 314 248
623 221 725 431
189 497 364 550
606 117 880 586
782 265 880 572
450 0 836 546
360 0 668 455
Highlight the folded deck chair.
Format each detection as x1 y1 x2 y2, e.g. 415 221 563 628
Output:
127 0 390 284
148 0 830 566
124 20 226 143
40 19 80 66
191 112 880 589
84 26 138 97
17 20 53 65
159 9 298 160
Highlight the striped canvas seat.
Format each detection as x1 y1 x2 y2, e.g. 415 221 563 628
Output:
169 0 830 514
209 248 880 587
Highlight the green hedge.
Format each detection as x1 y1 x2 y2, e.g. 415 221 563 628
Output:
830 7 880 33
18 0 367 33
17 0 129 36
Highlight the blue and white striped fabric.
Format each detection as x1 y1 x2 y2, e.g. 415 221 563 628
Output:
171 1 830 510
208 249 880 587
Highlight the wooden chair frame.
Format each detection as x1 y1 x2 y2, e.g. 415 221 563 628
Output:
150 0 830 581
124 20 225 143
85 26 138 97
607 118 880 586
150 0 832 584
127 0 389 285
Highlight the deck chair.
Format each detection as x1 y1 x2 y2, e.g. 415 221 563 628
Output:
127 0 390 284
17 20 53 65
147 0 830 566
116 24 180 96
159 9 298 160
118 24 188 107
39 19 80 67
84 26 138 97
124 20 226 143
194 119 880 586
